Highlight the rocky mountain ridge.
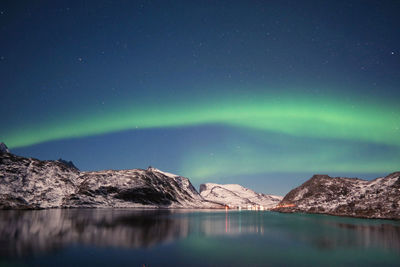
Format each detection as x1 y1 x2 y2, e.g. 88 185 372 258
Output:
200 183 282 209
275 172 400 219
0 151 222 209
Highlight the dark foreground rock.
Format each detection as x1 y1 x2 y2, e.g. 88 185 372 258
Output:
274 172 400 220
0 152 222 209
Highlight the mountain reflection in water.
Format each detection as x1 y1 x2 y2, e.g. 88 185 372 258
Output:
0 209 189 257
1 209 400 265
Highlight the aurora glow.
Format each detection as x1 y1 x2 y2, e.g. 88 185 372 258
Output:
1 1 399 194
3 93 400 149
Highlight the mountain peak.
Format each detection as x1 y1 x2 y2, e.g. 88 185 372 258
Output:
0 142 10 154
57 158 79 171
146 166 179 178
310 174 330 179
146 166 157 171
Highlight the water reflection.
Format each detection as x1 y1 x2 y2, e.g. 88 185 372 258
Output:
198 211 266 235
0 209 189 257
1 209 400 260
333 221 400 251
272 213 400 252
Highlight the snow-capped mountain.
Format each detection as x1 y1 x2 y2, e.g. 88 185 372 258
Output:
275 173 400 219
0 151 222 209
0 142 9 154
199 183 282 209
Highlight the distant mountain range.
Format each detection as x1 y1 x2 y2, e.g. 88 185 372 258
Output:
200 183 282 209
1 142 399 220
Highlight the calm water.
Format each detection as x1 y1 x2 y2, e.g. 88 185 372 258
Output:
1 209 400 266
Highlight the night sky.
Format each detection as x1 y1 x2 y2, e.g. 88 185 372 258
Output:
1 0 399 195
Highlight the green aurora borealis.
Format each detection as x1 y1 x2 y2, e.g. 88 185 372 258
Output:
4 92 400 149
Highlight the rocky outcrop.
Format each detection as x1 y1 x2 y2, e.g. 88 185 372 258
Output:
199 183 282 209
0 152 222 209
275 172 400 219
0 142 10 154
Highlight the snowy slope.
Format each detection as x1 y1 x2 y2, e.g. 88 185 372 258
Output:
0 152 222 209
199 183 282 209
275 173 400 219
